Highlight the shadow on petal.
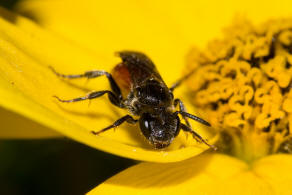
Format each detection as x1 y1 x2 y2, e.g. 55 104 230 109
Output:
0 106 61 138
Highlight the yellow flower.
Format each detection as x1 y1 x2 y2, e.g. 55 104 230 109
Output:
91 17 292 195
185 18 292 163
1 0 292 194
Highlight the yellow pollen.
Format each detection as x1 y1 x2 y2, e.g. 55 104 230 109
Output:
186 18 292 162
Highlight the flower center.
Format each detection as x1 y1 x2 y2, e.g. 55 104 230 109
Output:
186 18 292 163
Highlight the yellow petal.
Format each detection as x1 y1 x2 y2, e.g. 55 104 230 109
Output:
90 153 292 194
0 7 216 162
17 0 292 82
0 107 61 138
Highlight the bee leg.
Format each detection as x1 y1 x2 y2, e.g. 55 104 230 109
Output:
54 90 124 108
175 111 211 127
169 69 196 91
174 99 192 129
180 123 217 150
91 115 138 135
49 67 123 101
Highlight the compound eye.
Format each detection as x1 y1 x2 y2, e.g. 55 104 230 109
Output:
139 113 153 138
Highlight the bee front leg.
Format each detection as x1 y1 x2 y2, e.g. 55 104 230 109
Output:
174 98 192 129
180 123 217 150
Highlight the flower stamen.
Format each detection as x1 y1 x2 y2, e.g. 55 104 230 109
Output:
186 18 292 162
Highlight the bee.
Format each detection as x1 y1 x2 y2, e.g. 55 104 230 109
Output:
51 51 216 149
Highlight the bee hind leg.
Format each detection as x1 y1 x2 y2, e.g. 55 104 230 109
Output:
49 66 123 101
91 115 138 135
54 90 124 108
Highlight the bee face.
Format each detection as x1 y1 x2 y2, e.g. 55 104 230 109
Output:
139 111 180 149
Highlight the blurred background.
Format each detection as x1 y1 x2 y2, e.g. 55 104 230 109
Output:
0 0 18 10
0 1 136 195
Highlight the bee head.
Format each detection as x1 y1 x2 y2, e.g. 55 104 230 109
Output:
139 111 180 149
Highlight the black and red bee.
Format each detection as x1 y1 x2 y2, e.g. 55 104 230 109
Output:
51 51 216 149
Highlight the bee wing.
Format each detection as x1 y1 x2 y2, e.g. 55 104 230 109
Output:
117 51 165 87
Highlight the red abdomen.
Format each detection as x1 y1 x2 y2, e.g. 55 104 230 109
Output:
111 63 132 98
